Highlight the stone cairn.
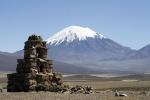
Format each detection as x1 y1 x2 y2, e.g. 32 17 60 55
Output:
7 35 63 92
7 35 93 93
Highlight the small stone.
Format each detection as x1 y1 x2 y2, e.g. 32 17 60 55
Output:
140 91 148 95
119 94 128 97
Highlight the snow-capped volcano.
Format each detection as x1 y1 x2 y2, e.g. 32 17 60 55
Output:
14 26 150 73
47 26 104 45
46 25 132 64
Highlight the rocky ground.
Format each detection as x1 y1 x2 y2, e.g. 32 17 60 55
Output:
1 73 150 100
0 91 150 100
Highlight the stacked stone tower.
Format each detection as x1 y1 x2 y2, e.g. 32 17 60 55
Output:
7 35 63 92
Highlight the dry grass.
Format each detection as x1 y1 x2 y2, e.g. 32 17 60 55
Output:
0 81 150 100
65 81 150 91
0 72 150 100
0 92 150 100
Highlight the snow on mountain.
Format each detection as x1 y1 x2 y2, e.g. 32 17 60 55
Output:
13 26 150 73
46 25 133 64
47 26 104 45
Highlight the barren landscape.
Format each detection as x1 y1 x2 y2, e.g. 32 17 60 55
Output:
0 0 150 100
1 72 150 100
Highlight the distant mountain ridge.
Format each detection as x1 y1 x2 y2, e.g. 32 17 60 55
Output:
128 44 150 59
47 26 133 62
0 52 18 71
0 51 87 74
0 25 150 73
45 26 150 73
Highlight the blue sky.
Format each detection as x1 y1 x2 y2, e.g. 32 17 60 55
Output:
0 0 150 52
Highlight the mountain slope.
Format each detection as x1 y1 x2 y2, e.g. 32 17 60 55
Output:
47 26 133 64
129 44 150 59
47 26 104 45
0 51 89 74
0 52 18 71
13 26 150 73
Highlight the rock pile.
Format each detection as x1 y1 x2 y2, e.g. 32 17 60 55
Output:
7 34 94 94
70 85 93 94
49 85 93 94
7 35 63 92
115 90 128 97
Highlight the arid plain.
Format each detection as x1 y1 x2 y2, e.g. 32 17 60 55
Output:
0 72 150 100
